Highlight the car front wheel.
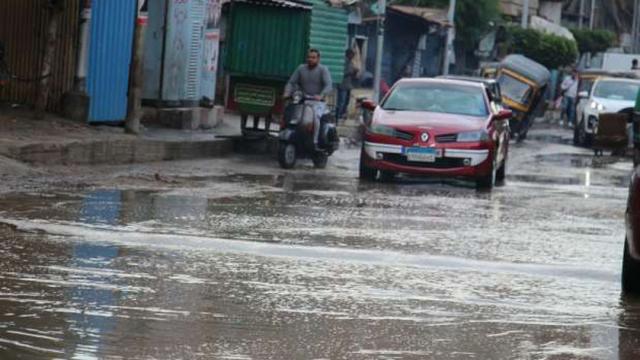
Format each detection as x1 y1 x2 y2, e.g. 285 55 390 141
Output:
476 157 496 190
575 117 593 148
622 240 640 294
573 118 583 146
380 171 396 182
359 151 377 181
312 153 328 169
496 157 507 185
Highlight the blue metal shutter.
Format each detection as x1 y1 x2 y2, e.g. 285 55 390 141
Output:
87 0 136 123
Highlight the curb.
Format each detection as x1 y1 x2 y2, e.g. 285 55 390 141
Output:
232 135 280 157
2 138 234 166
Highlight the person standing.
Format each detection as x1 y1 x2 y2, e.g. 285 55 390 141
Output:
560 69 578 127
335 49 358 121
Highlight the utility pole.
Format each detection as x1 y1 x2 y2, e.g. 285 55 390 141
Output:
35 0 64 118
521 0 529 29
586 0 597 67
126 1 148 135
633 0 639 53
442 0 456 75
74 0 91 92
578 0 585 29
589 0 596 30
373 0 386 102
637 0 640 53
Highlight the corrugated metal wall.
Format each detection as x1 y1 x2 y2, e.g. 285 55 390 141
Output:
161 0 206 103
87 0 136 123
185 0 205 101
144 0 219 105
0 0 80 112
226 3 310 80
309 0 348 84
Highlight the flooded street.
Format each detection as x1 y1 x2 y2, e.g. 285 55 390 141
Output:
1 125 640 359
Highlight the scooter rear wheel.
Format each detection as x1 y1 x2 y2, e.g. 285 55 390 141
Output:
278 142 297 169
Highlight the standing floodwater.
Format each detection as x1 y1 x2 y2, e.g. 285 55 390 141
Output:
0 126 639 359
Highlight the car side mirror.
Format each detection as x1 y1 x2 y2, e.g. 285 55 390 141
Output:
578 91 589 99
361 99 377 112
494 109 512 121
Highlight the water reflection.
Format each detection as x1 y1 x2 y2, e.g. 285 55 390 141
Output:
67 190 123 359
78 191 122 226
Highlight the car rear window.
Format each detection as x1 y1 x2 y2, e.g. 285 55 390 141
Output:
381 83 488 117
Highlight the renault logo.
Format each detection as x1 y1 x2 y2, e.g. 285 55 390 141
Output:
420 133 430 142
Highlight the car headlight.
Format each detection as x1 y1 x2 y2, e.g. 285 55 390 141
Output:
457 131 489 142
369 125 396 137
589 101 605 112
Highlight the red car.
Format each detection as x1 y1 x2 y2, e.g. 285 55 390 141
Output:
624 164 640 293
359 78 512 189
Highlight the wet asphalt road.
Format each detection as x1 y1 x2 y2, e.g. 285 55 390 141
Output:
1 124 640 359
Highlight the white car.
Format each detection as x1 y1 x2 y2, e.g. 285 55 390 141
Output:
574 78 640 146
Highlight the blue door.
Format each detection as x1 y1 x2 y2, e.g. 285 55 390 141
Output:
87 0 136 123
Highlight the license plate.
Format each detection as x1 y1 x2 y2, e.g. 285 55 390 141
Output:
405 147 438 162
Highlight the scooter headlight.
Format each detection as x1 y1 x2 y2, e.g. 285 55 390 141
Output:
292 91 304 104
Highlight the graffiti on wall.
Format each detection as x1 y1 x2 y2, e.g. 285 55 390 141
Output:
206 0 221 29
138 0 148 23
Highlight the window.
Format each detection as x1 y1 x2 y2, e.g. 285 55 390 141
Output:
497 74 532 105
382 83 488 117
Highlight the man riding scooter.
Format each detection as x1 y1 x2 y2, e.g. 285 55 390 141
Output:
284 48 333 148
279 49 339 169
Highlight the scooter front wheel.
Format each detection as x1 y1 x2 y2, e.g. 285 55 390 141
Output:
312 152 328 169
278 142 297 169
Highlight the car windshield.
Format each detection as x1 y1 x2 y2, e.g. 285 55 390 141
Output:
497 74 532 105
593 81 640 101
381 83 488 117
